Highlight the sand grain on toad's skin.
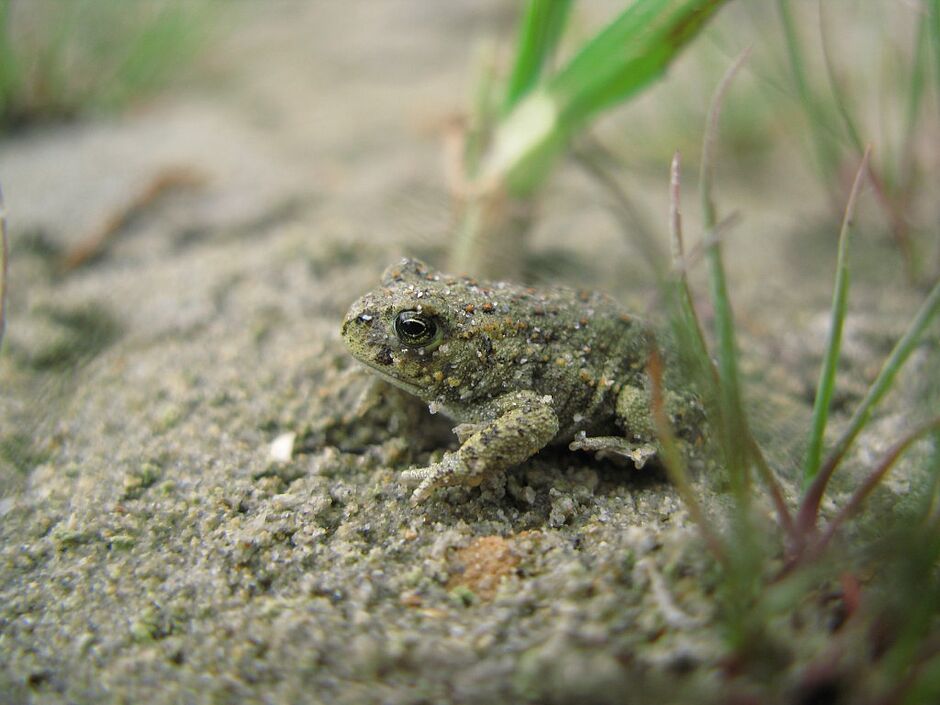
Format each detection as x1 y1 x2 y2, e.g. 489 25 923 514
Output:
341 258 704 503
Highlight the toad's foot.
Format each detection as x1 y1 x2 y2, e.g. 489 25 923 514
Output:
568 433 657 468
401 391 560 505
400 452 481 505
451 423 484 444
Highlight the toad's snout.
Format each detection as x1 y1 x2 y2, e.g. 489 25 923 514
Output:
340 297 385 351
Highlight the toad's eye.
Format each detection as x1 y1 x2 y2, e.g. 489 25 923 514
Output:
394 310 439 347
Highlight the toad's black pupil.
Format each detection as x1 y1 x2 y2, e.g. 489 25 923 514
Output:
400 318 426 336
395 311 437 345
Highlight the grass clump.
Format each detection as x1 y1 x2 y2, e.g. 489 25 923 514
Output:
647 54 940 704
0 0 211 131
772 0 935 281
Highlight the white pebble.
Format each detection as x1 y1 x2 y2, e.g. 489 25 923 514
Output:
269 432 296 462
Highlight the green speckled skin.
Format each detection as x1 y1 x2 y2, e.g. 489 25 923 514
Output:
341 258 700 503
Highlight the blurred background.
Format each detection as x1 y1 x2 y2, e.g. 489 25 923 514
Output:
1 1 936 282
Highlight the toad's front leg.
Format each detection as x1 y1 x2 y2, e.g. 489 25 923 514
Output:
401 391 559 504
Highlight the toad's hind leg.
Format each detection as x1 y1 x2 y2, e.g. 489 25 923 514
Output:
568 434 657 467
568 383 658 467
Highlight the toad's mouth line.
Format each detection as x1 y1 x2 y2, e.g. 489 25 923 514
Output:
354 359 425 398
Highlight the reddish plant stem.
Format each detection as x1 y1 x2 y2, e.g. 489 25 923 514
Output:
812 417 940 556
648 344 729 564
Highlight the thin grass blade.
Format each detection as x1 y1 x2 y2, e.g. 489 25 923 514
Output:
929 0 940 119
669 151 713 373
672 148 797 538
648 343 728 564
919 432 940 524
0 181 6 348
818 1 863 155
665 150 721 401
776 0 841 189
701 48 751 495
822 1 919 282
813 416 940 556
503 0 572 114
802 146 871 489
899 12 928 191
463 40 501 178
819 0 915 279
798 278 940 533
572 141 668 276
0 0 22 121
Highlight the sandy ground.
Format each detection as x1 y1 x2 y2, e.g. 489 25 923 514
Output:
1 3 936 704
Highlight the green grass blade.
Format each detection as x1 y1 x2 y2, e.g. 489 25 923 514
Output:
798 277 940 533
0 181 6 349
898 13 928 193
666 151 719 405
929 0 940 119
814 416 940 555
919 432 940 523
462 41 500 178
573 142 668 276
503 0 572 114
648 343 728 565
579 144 802 539
672 147 797 538
669 151 711 369
829 277 940 467
0 0 21 121
701 48 751 494
548 0 727 126
776 0 841 189
481 0 727 195
802 146 871 489
818 1 864 155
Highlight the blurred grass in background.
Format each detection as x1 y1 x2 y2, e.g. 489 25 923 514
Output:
453 0 939 283
608 0 939 280
0 0 211 132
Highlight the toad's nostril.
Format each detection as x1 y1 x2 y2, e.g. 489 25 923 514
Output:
374 346 393 365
